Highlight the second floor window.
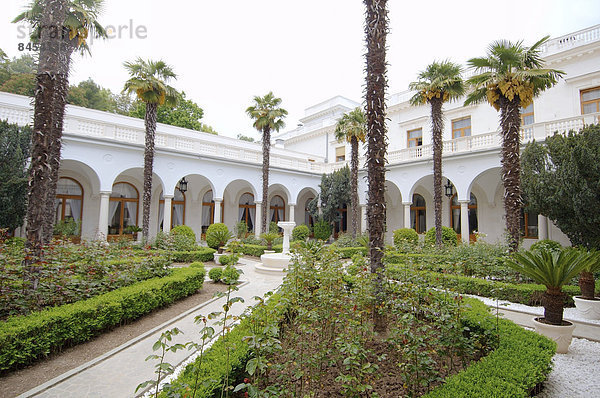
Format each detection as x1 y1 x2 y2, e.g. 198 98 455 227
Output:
407 128 423 147
520 103 534 125
452 117 471 139
581 87 600 114
335 146 346 162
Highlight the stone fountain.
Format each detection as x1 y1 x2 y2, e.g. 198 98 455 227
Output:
254 221 295 274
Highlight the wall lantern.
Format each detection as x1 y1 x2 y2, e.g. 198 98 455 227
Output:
444 179 454 198
178 177 188 193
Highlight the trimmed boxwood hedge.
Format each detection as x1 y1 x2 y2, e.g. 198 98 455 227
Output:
335 246 368 258
144 248 216 262
0 267 206 372
236 244 283 257
162 293 555 398
386 263 588 307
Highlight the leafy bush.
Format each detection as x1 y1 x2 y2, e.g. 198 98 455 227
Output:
53 218 81 237
208 267 222 283
425 226 458 247
393 228 419 250
269 221 279 233
260 232 279 249
147 248 215 263
336 246 368 258
292 224 310 241
205 223 232 250
219 254 239 266
235 221 248 239
221 266 240 285
313 219 331 241
241 235 263 245
152 231 174 250
189 261 205 269
0 267 206 372
530 239 563 253
170 225 197 251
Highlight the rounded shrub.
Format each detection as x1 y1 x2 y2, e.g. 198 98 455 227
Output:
219 254 231 266
530 239 563 253
393 228 419 248
313 220 332 241
189 261 204 269
221 266 241 285
292 224 310 242
170 225 197 251
208 267 222 283
424 226 458 247
206 223 232 250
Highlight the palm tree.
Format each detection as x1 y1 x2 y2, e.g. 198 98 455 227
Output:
334 107 366 239
246 92 287 234
409 61 464 247
123 58 179 241
364 0 388 333
465 38 563 251
13 0 105 285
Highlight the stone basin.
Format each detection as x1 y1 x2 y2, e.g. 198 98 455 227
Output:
254 252 290 274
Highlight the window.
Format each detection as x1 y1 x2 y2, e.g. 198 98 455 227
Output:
450 193 478 239
239 193 256 231
520 103 534 125
520 208 538 238
201 190 224 233
108 182 139 235
158 188 186 230
452 117 471 139
410 194 426 233
335 146 346 162
54 177 83 228
407 128 423 147
270 195 286 224
581 87 600 114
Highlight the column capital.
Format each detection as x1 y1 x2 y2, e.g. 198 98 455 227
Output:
213 197 223 202
163 195 174 200
402 201 412 206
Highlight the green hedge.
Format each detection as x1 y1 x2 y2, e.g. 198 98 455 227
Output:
335 246 368 258
0 267 206 372
237 244 283 257
387 264 585 307
145 248 216 262
425 299 555 397
162 292 554 398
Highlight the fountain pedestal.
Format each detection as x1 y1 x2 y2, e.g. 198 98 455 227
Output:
255 221 296 274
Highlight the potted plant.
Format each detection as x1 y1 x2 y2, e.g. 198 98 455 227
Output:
123 225 142 240
260 231 279 252
206 223 232 255
506 248 591 353
573 251 600 319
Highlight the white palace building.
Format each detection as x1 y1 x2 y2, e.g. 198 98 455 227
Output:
3 24 600 247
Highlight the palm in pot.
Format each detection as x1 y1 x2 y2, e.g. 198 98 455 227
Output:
506 248 591 325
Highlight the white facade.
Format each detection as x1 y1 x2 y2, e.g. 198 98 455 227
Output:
3 25 600 246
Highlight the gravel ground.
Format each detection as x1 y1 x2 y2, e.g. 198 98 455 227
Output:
467 294 600 397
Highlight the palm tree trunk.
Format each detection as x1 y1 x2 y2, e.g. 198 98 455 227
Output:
350 136 359 239
42 39 75 244
261 126 271 234
142 102 158 240
579 271 596 300
499 98 522 252
25 0 68 291
431 97 444 247
364 0 388 334
543 287 565 325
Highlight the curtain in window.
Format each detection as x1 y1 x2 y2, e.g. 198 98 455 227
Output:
158 202 164 231
68 199 82 221
202 204 211 227
55 198 63 223
124 202 137 227
249 207 255 230
278 208 283 222
173 204 184 226
109 201 119 227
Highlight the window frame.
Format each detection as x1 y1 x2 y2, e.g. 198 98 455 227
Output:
581 86 600 115
451 116 471 139
407 128 423 148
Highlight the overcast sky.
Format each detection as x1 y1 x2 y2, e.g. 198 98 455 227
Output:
1 1 599 139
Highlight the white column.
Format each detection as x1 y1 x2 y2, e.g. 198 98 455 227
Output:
538 214 548 240
163 196 173 233
288 204 295 223
361 205 368 233
254 201 262 238
403 202 412 229
214 198 222 223
97 191 111 240
460 200 469 243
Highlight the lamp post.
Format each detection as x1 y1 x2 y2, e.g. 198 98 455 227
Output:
178 177 188 193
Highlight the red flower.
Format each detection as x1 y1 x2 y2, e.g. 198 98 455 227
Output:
244 378 250 383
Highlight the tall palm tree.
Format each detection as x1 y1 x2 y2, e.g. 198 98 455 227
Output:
13 0 105 285
334 107 366 239
123 58 179 241
409 61 464 247
246 92 287 234
465 38 563 251
364 0 388 333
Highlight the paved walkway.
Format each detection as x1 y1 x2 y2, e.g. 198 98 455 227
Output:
19 258 284 398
